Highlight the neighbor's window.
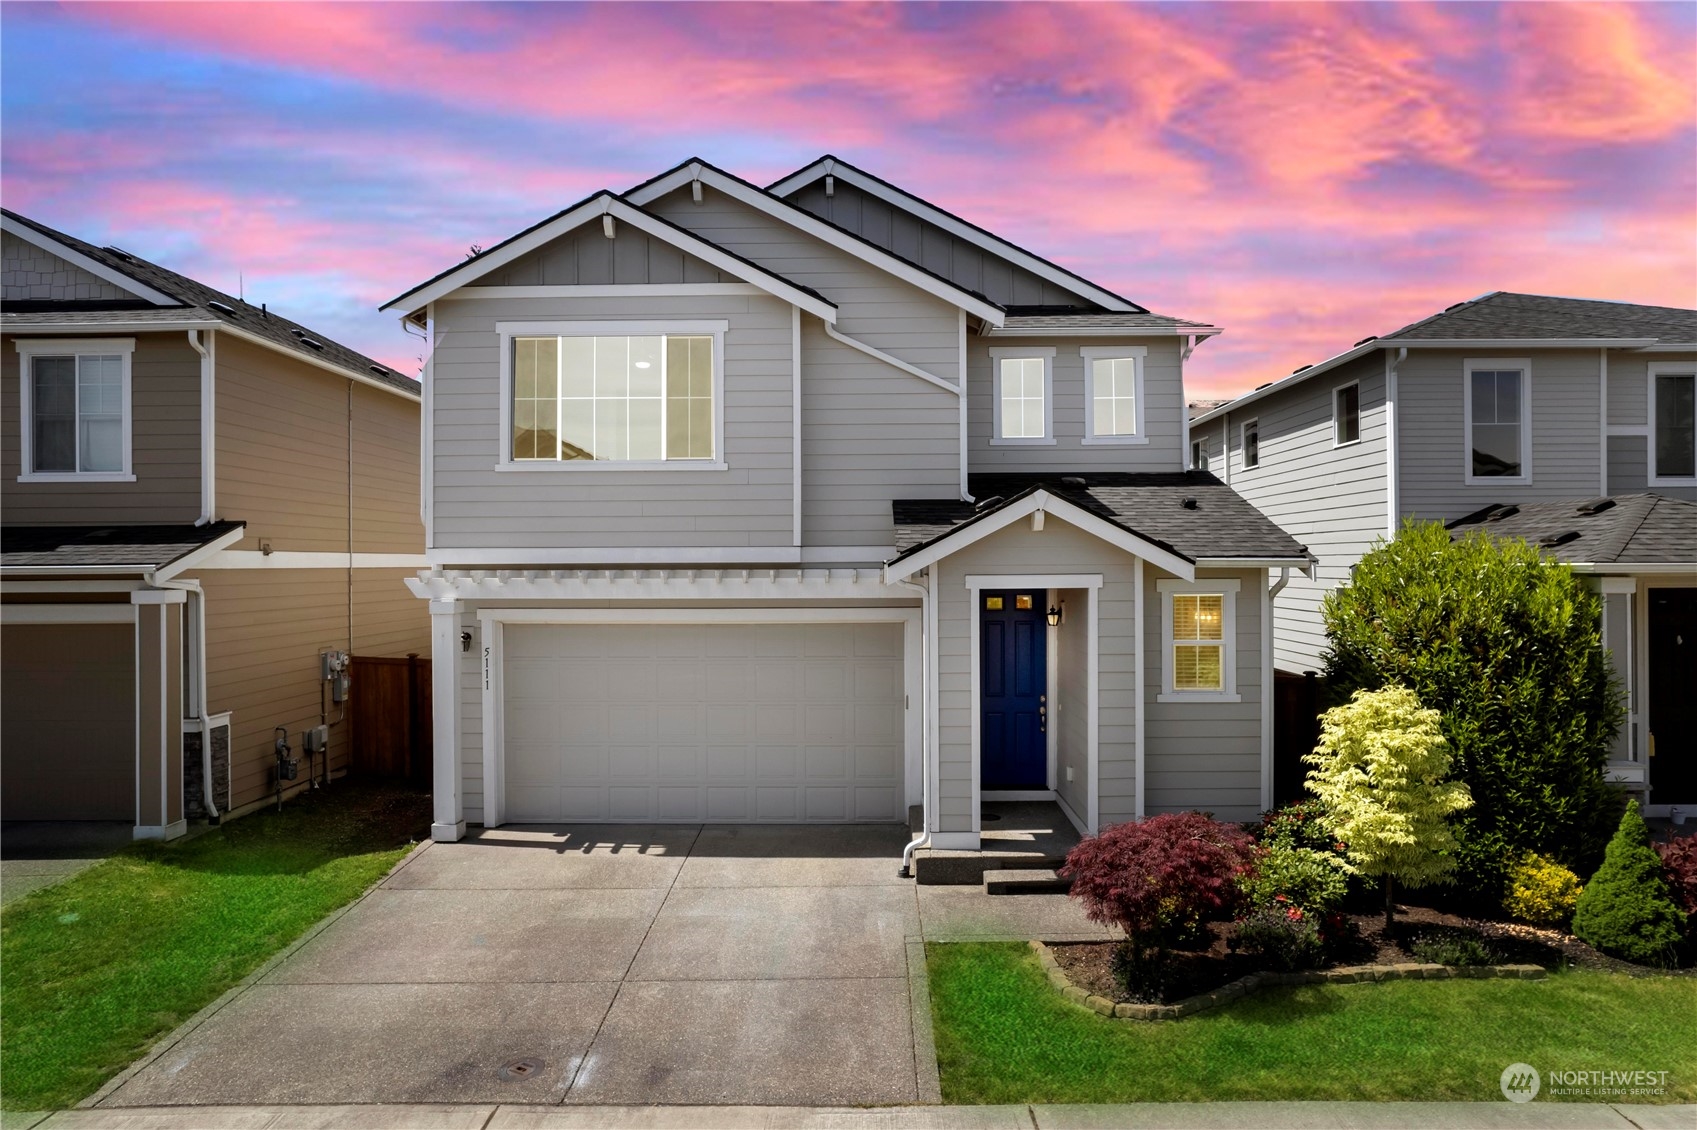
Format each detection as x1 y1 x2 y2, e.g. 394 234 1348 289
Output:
1191 440 1209 471
991 348 1053 443
512 334 714 462
16 339 133 479
1082 346 1146 441
1172 593 1225 691
1467 362 1528 480
1653 369 1695 480
1333 382 1360 446
1242 419 1260 469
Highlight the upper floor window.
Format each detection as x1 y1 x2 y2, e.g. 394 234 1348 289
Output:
1333 381 1360 446
14 337 134 482
1464 359 1530 483
1241 419 1260 469
498 321 724 469
1081 346 1146 444
1651 366 1695 482
1157 578 1240 703
1191 439 1209 471
990 347 1054 445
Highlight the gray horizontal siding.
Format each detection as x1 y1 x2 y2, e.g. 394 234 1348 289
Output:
785 181 1085 308
1609 434 1649 494
1607 351 1697 501
968 336 1187 473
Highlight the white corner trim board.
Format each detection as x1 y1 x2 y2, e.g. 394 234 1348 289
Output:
198 551 430 570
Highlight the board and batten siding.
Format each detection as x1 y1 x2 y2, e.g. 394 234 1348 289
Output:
1142 566 1265 824
968 334 1187 473
1607 350 1697 502
479 223 735 288
1216 352 1387 673
1 331 202 524
783 180 1086 309
2 232 130 302
430 292 796 552
934 519 1136 833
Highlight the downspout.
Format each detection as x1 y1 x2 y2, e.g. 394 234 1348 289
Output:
892 572 932 877
1262 567 1291 812
151 577 218 820
188 330 216 526
1384 347 1405 538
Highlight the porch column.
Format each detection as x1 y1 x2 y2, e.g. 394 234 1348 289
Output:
430 599 465 841
132 590 186 841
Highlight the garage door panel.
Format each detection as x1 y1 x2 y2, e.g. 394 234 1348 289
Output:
502 621 905 824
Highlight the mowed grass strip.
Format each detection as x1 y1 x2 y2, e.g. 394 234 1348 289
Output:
1 785 427 1111
927 941 1697 1104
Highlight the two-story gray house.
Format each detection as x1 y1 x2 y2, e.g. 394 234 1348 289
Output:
1193 292 1696 818
387 156 1308 857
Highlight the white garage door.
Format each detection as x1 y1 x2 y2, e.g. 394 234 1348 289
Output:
502 621 906 823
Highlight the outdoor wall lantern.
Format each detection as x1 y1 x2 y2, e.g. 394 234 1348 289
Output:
1047 604 1064 627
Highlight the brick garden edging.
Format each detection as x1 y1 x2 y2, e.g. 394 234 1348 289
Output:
1029 940 1547 1021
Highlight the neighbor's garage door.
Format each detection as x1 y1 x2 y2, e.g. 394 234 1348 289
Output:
502 621 904 823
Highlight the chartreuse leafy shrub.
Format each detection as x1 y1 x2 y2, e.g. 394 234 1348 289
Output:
1572 802 1686 967
1503 852 1583 926
1304 686 1473 929
1655 834 1697 947
1063 812 1255 1000
1321 521 1623 906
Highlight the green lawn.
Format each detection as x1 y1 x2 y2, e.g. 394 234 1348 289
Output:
1 785 428 1111
928 941 1697 1104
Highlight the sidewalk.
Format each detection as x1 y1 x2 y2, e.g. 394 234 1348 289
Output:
6 1102 1693 1130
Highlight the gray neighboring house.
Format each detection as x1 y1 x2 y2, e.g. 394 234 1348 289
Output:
388 155 1308 851
1193 292 1697 816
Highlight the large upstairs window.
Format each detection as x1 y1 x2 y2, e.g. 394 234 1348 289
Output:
1465 359 1530 483
990 347 1054 445
1081 346 1147 444
1651 366 1695 482
15 337 134 482
499 322 723 468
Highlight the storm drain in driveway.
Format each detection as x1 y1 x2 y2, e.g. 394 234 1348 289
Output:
497 1057 544 1081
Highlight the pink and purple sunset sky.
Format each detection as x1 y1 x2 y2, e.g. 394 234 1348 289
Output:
3 1 1693 396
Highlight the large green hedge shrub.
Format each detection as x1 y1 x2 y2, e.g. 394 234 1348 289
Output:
1321 521 1622 901
1572 801 1686 967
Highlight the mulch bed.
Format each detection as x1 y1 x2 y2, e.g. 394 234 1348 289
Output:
1049 903 1694 1004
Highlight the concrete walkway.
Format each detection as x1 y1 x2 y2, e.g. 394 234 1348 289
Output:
88 824 1113 1110
13 1101 1694 1129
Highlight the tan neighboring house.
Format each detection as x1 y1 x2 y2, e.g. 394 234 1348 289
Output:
1 208 429 838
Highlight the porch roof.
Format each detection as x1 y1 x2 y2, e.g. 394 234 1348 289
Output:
0 521 245 572
1445 493 1697 566
890 472 1309 568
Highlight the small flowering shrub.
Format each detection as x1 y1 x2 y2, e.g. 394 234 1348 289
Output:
1654 834 1697 928
1503 852 1583 926
1409 927 1498 967
1257 800 1350 858
1239 842 1351 916
1230 906 1325 971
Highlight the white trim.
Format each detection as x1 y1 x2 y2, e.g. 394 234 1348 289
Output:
1238 417 1259 469
1055 792 1089 837
766 158 1136 313
822 321 961 397
1194 556 1311 569
189 329 216 525
792 305 803 547
801 545 893 563
1569 562 1697 574
926 832 983 851
986 324 1223 339
625 164 1005 325
1221 412 1230 485
132 820 188 843
408 566 893 604
1463 358 1533 485
1639 343 1697 353
1133 557 1146 820
0 603 136 624
1385 347 1404 537
495 320 728 471
149 525 247 583
1087 583 1100 833
1156 577 1241 703
197 550 429 570
1599 348 1609 496
427 545 803 567
0 580 144 592
3 318 218 334
429 600 465 841
15 337 135 481
1599 577 1640 595
1648 362 1697 486
440 283 765 300
481 616 504 828
1046 603 1058 790
965 572 1104 590
1332 380 1361 449
1081 346 1149 445
422 306 436 539
129 588 188 604
1377 337 1656 349
1 215 179 305
480 604 917 627
958 310 971 501
886 490 1195 583
385 194 838 322
989 347 1056 445
983 790 1058 802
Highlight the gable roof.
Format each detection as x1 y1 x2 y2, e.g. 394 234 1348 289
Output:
1445 494 1697 566
888 471 1308 581
1193 291 1697 427
621 158 1007 325
768 155 1142 315
380 190 837 323
2 209 417 397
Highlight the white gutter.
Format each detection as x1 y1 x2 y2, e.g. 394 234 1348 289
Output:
983 325 1223 339
893 574 932 877
1385 347 1405 538
822 320 973 502
153 578 218 819
1261 567 1291 811
188 330 216 526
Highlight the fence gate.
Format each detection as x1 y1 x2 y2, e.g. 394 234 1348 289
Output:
1272 670 1324 809
350 653 432 782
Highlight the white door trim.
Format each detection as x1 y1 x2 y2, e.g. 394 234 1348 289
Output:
474 604 922 829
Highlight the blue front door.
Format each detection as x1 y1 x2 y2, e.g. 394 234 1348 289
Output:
981 590 1047 790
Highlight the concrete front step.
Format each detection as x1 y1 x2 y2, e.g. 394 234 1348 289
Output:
914 851 1069 885
984 868 1072 895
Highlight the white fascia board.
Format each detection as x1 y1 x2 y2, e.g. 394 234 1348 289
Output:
1639 343 1697 353
426 546 804 567
149 525 248 583
986 325 1223 338
1376 337 1659 349
1191 342 1382 427
1567 561 1697 574
3 318 221 334
884 490 1195 583
0 216 179 306
768 159 1136 313
626 164 1006 326
1194 556 1312 569
382 195 837 323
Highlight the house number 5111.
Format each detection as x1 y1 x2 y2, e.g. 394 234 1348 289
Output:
483 646 491 691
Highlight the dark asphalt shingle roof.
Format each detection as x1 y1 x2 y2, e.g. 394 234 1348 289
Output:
1386 292 1697 342
998 312 1218 332
3 209 418 396
892 472 1308 564
1445 494 1697 564
2 522 244 570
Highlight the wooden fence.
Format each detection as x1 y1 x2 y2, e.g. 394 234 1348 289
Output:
1272 670 1325 809
349 653 432 783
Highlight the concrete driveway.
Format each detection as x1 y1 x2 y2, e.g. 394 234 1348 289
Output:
98 823 1111 1109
